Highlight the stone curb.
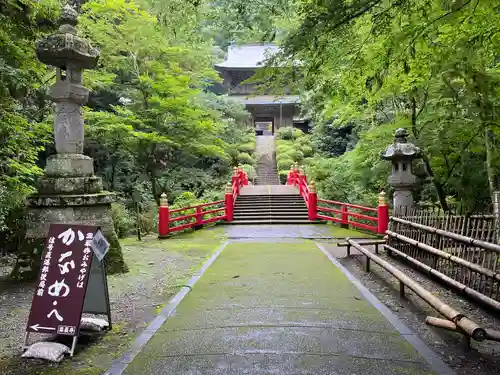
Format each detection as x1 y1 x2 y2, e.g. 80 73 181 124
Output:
103 241 229 375
315 242 456 375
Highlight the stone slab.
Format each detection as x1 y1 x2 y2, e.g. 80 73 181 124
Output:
164 307 398 333
121 242 443 374
45 153 94 177
124 353 434 375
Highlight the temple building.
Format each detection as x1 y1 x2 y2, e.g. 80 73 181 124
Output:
214 44 308 135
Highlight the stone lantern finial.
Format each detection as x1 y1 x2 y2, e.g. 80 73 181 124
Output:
60 4 78 27
381 128 421 214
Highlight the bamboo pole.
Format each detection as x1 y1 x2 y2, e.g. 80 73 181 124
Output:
384 243 500 312
426 317 500 343
347 239 487 341
386 230 500 282
391 217 500 253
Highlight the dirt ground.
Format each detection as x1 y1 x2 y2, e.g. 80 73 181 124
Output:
0 227 227 375
322 241 500 375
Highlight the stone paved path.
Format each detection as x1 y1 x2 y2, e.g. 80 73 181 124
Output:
108 225 452 375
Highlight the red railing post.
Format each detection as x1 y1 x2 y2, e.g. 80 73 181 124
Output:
301 165 307 186
287 166 293 185
341 204 349 229
195 206 203 227
225 182 234 221
308 181 317 220
377 191 389 234
298 172 304 196
232 167 239 196
158 193 170 238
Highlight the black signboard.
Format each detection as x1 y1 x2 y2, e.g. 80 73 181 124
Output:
24 224 111 356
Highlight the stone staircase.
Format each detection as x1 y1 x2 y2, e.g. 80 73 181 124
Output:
231 194 311 224
255 135 280 185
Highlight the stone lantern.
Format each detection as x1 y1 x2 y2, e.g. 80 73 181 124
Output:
17 5 127 279
381 128 421 214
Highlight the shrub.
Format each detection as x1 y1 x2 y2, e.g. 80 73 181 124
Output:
237 152 255 165
237 142 255 154
297 134 312 146
284 149 304 162
302 157 315 166
277 158 294 171
301 145 314 157
111 202 135 238
278 170 289 184
276 127 294 140
276 143 293 154
292 128 305 138
240 164 257 180
138 201 158 234
276 152 293 163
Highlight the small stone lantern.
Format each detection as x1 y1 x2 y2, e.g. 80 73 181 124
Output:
381 128 421 214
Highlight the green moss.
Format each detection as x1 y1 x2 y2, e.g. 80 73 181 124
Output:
104 230 129 274
325 224 377 238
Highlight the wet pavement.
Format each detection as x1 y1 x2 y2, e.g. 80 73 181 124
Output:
105 226 453 375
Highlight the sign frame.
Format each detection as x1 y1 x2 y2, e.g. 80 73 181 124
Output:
23 224 112 357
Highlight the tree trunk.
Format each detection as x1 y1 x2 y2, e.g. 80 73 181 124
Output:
485 126 497 199
410 95 449 212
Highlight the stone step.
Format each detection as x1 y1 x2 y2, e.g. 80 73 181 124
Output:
234 214 309 219
225 219 324 225
236 196 303 200
235 203 306 209
235 204 306 209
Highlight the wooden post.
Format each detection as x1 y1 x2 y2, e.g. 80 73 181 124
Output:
158 193 169 238
308 181 317 221
225 183 234 222
377 191 389 235
365 256 371 272
400 281 405 298
341 205 349 229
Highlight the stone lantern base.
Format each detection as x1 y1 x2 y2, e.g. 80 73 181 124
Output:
13 190 128 280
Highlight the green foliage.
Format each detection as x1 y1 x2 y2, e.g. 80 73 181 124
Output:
284 149 304 163
237 142 255 155
300 145 313 158
240 164 257 181
236 152 255 166
276 127 304 140
277 158 293 171
269 0 500 212
278 170 289 185
111 202 135 239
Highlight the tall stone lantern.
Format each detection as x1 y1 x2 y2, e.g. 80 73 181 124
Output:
381 128 421 214
16 5 127 279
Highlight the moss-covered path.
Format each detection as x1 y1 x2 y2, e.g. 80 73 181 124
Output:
106 229 453 375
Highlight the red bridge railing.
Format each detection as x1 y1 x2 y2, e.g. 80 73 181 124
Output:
158 167 248 237
286 165 389 234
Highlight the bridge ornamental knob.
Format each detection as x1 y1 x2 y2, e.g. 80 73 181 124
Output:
308 181 316 193
159 193 168 207
378 191 387 205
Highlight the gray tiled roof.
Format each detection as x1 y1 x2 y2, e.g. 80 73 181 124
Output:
215 44 280 69
227 95 300 105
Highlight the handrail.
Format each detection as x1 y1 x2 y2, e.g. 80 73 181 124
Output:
286 164 388 234
158 167 248 237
